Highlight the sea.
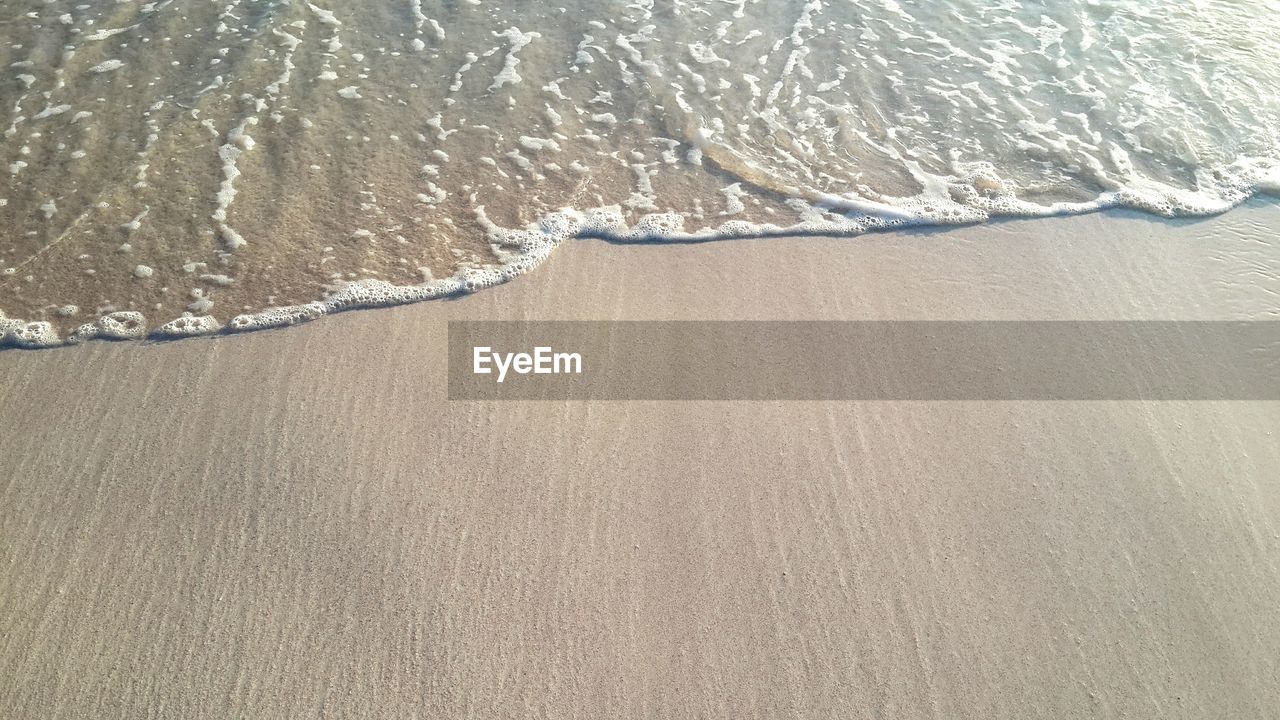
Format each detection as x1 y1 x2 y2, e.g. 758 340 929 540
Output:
1 0 1277 345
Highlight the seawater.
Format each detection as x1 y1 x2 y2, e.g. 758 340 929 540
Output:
1 0 1278 345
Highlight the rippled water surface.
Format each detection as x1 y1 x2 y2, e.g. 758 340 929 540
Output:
1 0 1278 344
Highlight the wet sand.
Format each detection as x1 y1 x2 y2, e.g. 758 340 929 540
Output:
2 202 1280 718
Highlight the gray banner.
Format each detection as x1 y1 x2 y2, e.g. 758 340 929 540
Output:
447 321 1280 400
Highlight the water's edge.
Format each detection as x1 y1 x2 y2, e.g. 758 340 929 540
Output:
2 190 1277 351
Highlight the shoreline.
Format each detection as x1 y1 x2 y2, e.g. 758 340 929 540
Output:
2 202 1279 718
3 195 1278 349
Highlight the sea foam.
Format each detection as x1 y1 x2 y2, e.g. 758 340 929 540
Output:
0 0 1277 348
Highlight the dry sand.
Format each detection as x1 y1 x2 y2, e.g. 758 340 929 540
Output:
2 201 1280 718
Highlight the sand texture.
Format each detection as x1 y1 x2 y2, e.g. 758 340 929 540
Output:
2 203 1280 718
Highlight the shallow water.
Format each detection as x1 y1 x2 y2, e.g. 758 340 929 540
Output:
1 0 1277 344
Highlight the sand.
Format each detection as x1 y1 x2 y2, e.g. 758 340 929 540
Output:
2 201 1280 718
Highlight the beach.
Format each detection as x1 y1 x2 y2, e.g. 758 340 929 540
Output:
2 202 1279 718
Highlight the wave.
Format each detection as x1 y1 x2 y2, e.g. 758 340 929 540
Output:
2 0 1278 347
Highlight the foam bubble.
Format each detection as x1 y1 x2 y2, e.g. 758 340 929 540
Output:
307 3 342 26
34 105 71 120
489 27 540 91
3 320 61 349
88 59 125 74
155 315 222 338
69 312 147 343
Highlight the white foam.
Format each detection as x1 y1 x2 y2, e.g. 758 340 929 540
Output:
689 43 730 67
69 312 147 342
418 182 447 204
306 3 342 26
88 59 125 74
34 104 71 120
155 314 222 338
5 0 1280 351
519 136 561 153
219 224 246 250
121 207 150 232
489 27 540 91
187 289 215 314
199 274 235 287
0 317 60 348
719 183 746 215
83 26 135 42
